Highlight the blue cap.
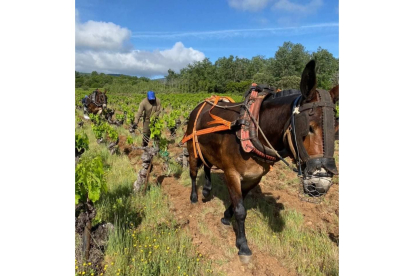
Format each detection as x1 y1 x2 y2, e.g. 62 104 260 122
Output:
147 91 155 100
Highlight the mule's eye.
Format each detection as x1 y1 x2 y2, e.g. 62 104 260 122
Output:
309 126 315 134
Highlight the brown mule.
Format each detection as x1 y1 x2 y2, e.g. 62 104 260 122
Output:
184 60 339 262
84 89 108 119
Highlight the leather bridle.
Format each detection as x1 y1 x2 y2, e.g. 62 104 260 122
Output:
288 89 338 177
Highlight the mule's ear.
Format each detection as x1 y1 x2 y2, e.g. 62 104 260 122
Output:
329 85 339 104
300 60 317 101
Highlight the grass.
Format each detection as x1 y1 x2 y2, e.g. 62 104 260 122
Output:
75 113 213 276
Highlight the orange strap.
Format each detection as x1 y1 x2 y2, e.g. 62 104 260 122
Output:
181 96 236 167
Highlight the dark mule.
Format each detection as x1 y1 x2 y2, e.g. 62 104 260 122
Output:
83 89 108 119
185 60 339 262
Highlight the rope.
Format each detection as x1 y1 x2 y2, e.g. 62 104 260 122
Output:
244 106 293 169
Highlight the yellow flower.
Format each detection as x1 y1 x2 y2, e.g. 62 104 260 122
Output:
116 273 120 276
91 273 94 276
177 266 181 270
88 262 91 266
83 263 87 266
75 266 78 270
82 272 85 275
197 258 199 262
111 262 114 266
133 244 137 247
153 239 156 242
132 258 135 261
100 274 103 276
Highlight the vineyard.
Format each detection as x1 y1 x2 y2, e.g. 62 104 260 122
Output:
75 88 339 276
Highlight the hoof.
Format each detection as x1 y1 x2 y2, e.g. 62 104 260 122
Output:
190 195 198 204
238 254 252 264
202 188 211 199
221 217 231 226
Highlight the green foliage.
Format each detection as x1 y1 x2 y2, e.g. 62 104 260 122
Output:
106 125 119 142
253 72 277 87
165 110 181 129
92 122 105 140
225 80 252 94
336 103 339 118
127 135 133 145
75 132 89 152
149 116 165 140
75 156 107 204
116 113 124 121
127 112 135 124
277 76 302 90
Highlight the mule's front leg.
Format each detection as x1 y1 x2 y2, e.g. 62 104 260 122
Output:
224 171 252 262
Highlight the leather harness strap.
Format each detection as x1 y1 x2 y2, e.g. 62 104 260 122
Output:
181 96 236 167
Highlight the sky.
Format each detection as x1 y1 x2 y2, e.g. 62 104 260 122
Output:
75 0 339 78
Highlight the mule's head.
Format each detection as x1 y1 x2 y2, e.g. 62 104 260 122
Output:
98 90 108 109
294 60 339 196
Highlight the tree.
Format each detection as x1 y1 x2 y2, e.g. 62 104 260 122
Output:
269 42 311 79
277 76 301 90
252 73 276 87
312 47 339 89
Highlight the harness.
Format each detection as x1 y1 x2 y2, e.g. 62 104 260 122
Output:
181 84 338 176
181 95 239 167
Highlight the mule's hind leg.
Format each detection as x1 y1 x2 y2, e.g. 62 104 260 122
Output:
202 165 212 199
221 204 234 225
221 188 252 226
189 154 200 203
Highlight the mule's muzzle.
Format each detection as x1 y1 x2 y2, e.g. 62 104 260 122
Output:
302 168 333 197
103 104 107 109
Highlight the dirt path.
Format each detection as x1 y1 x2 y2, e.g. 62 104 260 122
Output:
161 176 295 276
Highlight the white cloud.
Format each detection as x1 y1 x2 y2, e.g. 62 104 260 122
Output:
75 20 132 51
75 10 205 77
272 0 323 14
76 42 205 77
227 0 272 12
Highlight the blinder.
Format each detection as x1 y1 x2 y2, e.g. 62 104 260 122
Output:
291 89 338 177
